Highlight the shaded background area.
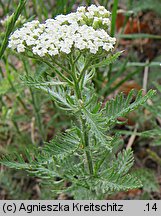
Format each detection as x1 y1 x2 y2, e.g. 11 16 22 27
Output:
0 0 161 199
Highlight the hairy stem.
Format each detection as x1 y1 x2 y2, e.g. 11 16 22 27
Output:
81 118 94 175
70 56 94 175
23 51 73 86
30 90 45 141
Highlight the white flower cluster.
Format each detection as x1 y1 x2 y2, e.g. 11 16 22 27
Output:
8 5 116 56
55 5 111 30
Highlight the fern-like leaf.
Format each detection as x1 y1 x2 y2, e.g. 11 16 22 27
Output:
82 106 112 151
91 52 122 68
114 148 134 175
95 173 142 194
22 75 66 86
44 128 81 159
1 150 59 179
22 75 77 111
105 89 155 125
1 129 82 179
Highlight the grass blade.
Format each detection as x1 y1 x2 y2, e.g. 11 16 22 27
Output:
111 0 119 37
118 33 161 40
0 0 26 59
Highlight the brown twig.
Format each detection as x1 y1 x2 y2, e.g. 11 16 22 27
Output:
126 123 138 149
143 59 149 93
31 117 35 144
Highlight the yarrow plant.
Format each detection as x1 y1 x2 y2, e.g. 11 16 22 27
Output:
1 5 155 199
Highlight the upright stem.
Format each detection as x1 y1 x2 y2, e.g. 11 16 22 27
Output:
23 59 45 141
81 118 94 175
70 56 94 175
4 58 29 112
108 0 119 81
30 90 45 141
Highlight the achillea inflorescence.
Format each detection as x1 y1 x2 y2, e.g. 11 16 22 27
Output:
8 5 116 57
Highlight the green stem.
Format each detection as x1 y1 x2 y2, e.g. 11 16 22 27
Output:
30 90 45 140
0 0 26 59
81 118 94 175
4 57 29 112
22 58 45 141
94 150 109 174
51 58 72 75
71 74 81 100
22 51 73 86
70 56 94 175
108 64 113 81
74 51 81 64
0 66 5 78
40 58 73 86
12 120 21 135
108 0 119 81
78 59 91 83
111 0 119 37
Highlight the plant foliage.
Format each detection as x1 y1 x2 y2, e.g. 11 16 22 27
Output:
0 2 157 200
1 85 155 198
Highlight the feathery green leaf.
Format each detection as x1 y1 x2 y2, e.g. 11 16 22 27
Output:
105 89 155 125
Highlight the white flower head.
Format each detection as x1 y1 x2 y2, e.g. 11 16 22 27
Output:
8 5 116 56
88 5 99 13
